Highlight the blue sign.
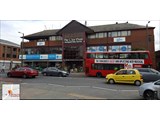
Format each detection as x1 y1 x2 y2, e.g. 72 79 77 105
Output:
25 54 62 60
48 54 56 60
121 46 127 51
26 55 40 60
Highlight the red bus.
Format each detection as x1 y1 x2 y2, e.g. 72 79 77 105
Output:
85 51 152 77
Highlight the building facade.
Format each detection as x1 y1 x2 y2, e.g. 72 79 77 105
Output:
22 20 156 71
0 39 21 70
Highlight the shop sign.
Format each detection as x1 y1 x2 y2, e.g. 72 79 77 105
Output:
114 37 125 42
19 54 62 60
95 59 144 64
37 42 45 46
64 38 83 44
87 46 107 52
40 54 48 59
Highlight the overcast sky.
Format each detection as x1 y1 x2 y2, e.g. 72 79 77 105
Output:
0 0 160 51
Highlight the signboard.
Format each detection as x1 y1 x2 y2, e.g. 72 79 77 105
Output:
95 59 144 64
40 54 48 59
64 38 83 44
114 37 125 42
19 54 62 60
87 46 107 52
37 42 45 46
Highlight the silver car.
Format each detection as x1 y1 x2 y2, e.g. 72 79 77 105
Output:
139 79 160 100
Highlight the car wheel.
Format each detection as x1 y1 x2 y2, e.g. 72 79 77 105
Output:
96 72 102 78
23 74 27 79
58 73 62 77
43 73 47 76
144 90 155 100
108 79 115 84
7 73 11 77
134 80 141 86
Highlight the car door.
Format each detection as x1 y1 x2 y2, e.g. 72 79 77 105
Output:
115 70 127 83
150 69 160 81
18 68 26 77
12 68 21 77
153 80 160 99
51 67 59 76
126 70 136 83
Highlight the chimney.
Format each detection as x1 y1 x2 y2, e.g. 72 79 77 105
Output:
85 21 87 26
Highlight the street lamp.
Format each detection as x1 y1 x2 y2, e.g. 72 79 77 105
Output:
146 21 150 51
18 32 24 67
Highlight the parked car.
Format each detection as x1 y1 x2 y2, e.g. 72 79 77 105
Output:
135 68 160 82
42 67 69 77
7 67 38 78
139 79 160 100
106 69 143 86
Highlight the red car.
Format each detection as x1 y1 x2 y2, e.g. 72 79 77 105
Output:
7 67 38 78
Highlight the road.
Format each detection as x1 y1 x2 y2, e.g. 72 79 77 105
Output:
0 72 142 100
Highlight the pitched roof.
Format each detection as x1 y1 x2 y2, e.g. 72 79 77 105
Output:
23 21 155 40
56 20 94 35
0 39 20 47
89 22 154 32
23 29 59 40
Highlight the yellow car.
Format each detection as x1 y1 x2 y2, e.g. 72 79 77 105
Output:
106 69 143 86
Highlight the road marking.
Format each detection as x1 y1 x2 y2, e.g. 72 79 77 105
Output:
48 83 64 87
120 89 138 92
66 85 90 88
92 86 118 91
68 93 105 99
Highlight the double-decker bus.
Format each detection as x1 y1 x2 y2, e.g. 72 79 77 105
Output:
85 51 152 77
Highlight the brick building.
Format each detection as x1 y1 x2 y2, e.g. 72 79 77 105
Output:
0 39 21 70
21 20 156 71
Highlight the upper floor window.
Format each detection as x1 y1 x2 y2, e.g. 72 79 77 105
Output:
49 36 62 41
108 30 131 37
88 32 107 39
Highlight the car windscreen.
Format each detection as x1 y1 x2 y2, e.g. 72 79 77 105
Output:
151 69 160 74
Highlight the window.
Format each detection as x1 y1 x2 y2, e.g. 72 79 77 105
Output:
108 31 131 37
112 32 118 37
139 53 148 59
98 33 104 38
155 80 160 85
128 70 136 74
13 48 17 51
87 53 96 58
116 70 127 75
96 53 103 58
88 34 96 39
7 54 11 58
121 31 128 36
13 55 17 58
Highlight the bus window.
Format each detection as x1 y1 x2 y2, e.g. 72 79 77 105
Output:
96 53 103 58
131 53 139 59
139 53 148 59
119 54 129 59
103 54 109 59
109 54 119 59
92 64 103 70
87 53 96 58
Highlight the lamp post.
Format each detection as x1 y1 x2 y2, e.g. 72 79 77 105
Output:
146 21 150 51
18 32 24 67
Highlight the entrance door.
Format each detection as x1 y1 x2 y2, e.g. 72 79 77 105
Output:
65 61 83 72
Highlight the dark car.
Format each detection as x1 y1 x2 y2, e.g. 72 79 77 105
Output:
136 68 160 82
41 67 69 77
7 67 39 78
